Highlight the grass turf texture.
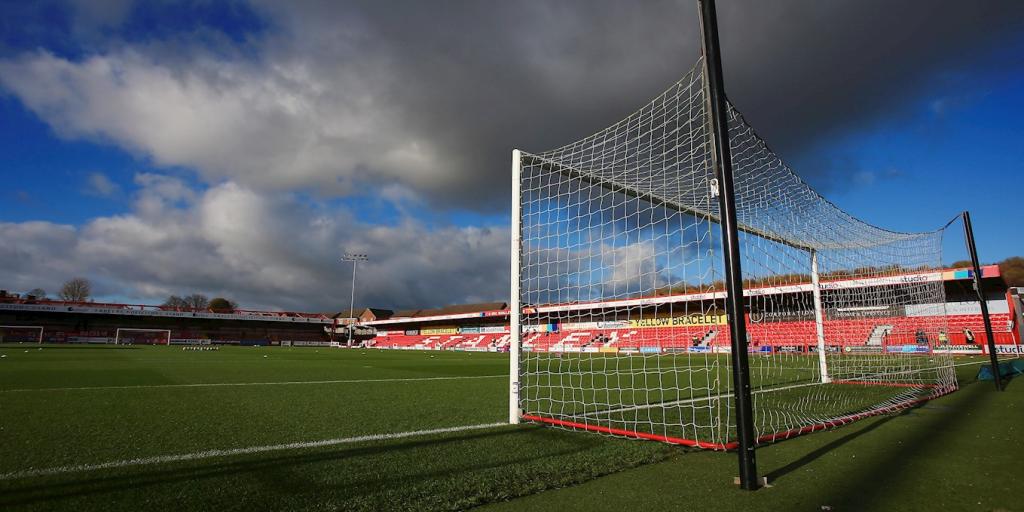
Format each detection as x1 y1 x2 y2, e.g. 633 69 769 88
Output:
0 345 1019 511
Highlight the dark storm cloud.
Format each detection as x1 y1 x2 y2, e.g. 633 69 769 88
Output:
714 1 1024 160
6 1 1021 211
257 0 1022 205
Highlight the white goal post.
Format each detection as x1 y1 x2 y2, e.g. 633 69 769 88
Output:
0 325 44 344
115 328 171 345
509 149 523 425
509 55 957 452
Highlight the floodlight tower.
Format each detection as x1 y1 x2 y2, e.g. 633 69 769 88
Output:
342 253 369 340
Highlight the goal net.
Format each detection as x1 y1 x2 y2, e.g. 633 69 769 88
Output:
115 328 171 345
511 57 957 449
0 325 44 344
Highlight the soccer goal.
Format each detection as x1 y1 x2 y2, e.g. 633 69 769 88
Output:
509 1 957 487
0 325 44 344
115 328 171 345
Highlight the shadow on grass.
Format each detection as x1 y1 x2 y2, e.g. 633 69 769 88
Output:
764 410 908 483
792 381 993 509
0 425 609 508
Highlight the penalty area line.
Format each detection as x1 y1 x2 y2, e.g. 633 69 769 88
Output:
0 374 506 393
0 422 509 481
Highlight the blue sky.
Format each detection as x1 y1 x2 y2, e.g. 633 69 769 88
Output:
1 96 136 224
792 56 1024 263
0 1 1021 311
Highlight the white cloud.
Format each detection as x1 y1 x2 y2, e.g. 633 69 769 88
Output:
0 175 509 311
0 2 712 211
0 47 442 199
0 21 519 310
606 241 659 289
84 172 121 197
0 221 80 295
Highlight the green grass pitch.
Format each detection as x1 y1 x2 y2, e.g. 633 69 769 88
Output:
0 344 1020 511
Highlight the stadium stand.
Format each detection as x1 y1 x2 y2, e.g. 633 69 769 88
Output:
0 294 333 346
2 266 1016 353
360 265 1019 355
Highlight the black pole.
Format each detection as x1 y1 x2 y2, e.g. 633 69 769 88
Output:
698 0 759 490
962 211 1003 391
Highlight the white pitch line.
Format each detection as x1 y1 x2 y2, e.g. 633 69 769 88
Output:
0 374 506 393
0 422 509 481
953 357 1017 368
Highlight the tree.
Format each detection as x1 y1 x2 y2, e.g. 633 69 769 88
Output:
58 278 91 302
950 260 973 269
999 256 1024 287
164 293 210 310
163 295 188 309
209 297 235 312
26 288 46 299
184 294 210 310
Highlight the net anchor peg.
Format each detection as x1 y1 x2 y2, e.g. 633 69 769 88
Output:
733 476 770 488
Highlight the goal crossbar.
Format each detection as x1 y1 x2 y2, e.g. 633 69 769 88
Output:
520 153 813 252
0 325 44 344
